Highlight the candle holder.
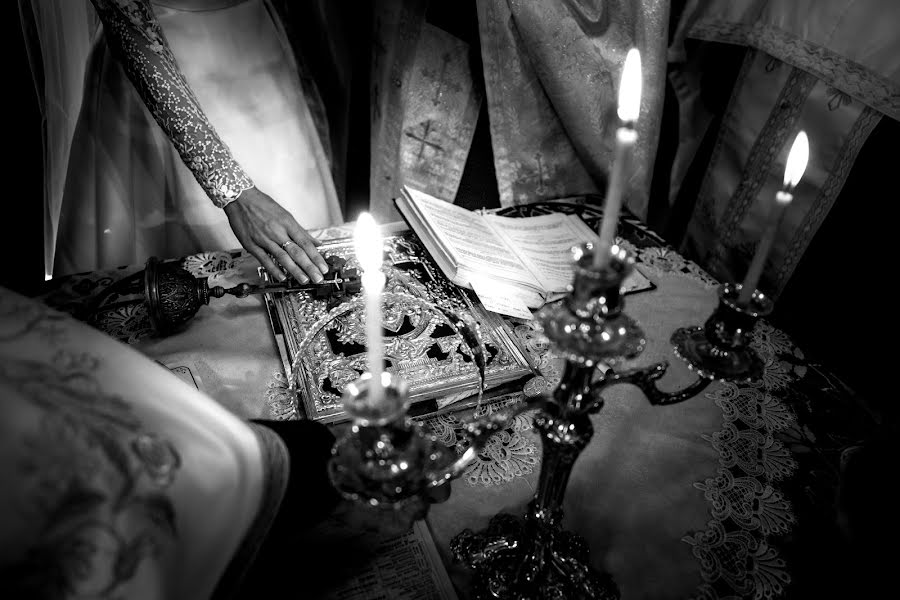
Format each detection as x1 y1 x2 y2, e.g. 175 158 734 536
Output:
671 282 773 383
449 244 709 600
328 372 534 520
308 293 536 522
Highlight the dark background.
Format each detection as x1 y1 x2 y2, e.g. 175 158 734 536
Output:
5 3 44 298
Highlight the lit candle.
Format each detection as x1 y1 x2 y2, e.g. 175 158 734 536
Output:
353 212 386 401
738 131 810 305
595 48 642 268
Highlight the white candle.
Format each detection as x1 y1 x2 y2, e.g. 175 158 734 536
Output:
353 212 386 401
595 48 642 267
738 131 809 304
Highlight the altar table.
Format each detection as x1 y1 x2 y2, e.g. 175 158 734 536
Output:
37 203 883 599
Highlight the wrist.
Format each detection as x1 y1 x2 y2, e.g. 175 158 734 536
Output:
214 181 255 209
221 185 256 213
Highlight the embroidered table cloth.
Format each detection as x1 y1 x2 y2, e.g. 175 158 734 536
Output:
36 204 878 599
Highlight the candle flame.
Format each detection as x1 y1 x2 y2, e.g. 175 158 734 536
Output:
617 48 642 123
353 212 383 274
783 130 809 189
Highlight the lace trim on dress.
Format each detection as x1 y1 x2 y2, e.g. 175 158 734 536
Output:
90 0 255 207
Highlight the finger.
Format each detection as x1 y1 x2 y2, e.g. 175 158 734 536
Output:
285 241 324 283
301 238 330 276
248 244 285 282
287 225 329 275
261 239 309 284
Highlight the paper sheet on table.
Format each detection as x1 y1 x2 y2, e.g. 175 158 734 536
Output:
323 521 458 600
165 363 205 393
470 277 534 320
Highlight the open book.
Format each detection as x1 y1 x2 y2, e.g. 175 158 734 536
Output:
395 186 653 315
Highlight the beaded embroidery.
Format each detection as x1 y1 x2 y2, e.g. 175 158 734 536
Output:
91 0 254 207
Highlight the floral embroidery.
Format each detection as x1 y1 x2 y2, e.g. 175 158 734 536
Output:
181 251 239 279
685 321 804 599
694 468 794 535
91 302 153 344
0 297 183 598
684 520 790 600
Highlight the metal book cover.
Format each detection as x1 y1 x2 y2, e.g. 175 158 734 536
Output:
262 232 535 424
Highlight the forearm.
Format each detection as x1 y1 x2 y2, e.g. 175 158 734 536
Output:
90 0 254 207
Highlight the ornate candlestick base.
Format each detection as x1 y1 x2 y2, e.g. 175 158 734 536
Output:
450 378 620 599
671 282 772 383
451 510 617 600
452 244 639 600
328 373 450 520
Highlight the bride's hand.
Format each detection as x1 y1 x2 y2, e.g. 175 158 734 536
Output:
224 187 330 283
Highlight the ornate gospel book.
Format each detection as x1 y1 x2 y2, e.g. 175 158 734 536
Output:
262 232 535 424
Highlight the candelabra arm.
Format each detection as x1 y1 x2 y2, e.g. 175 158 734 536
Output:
591 361 710 408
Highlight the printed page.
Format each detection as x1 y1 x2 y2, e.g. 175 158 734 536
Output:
402 187 540 289
469 275 535 319
324 520 458 600
559 214 655 295
483 212 595 292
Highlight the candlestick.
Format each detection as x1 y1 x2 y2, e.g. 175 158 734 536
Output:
595 48 641 267
738 131 809 304
452 243 712 600
353 212 386 402
737 191 790 304
596 127 637 266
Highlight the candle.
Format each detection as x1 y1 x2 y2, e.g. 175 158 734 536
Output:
738 131 810 304
595 48 642 267
353 212 386 401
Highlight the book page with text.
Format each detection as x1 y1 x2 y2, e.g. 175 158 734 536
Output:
403 188 540 289
483 213 596 292
321 521 458 600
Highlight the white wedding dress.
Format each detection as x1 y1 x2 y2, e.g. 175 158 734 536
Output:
48 0 341 276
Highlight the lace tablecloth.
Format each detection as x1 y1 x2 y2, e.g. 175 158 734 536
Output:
37 207 879 599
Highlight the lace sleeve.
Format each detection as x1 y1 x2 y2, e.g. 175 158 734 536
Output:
89 0 254 208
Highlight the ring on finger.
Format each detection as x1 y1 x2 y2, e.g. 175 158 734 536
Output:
281 240 296 250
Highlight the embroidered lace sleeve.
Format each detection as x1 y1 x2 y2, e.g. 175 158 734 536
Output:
89 0 254 207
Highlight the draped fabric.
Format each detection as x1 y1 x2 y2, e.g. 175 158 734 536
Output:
24 0 670 274
0 284 289 600
669 0 900 297
28 0 341 277
18 0 98 279
368 0 670 223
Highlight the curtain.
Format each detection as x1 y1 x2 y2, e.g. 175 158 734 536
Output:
18 0 99 278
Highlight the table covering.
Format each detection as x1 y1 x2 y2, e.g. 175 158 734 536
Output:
37 205 879 599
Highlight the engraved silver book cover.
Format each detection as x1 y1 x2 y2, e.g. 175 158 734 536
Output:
263 233 535 423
